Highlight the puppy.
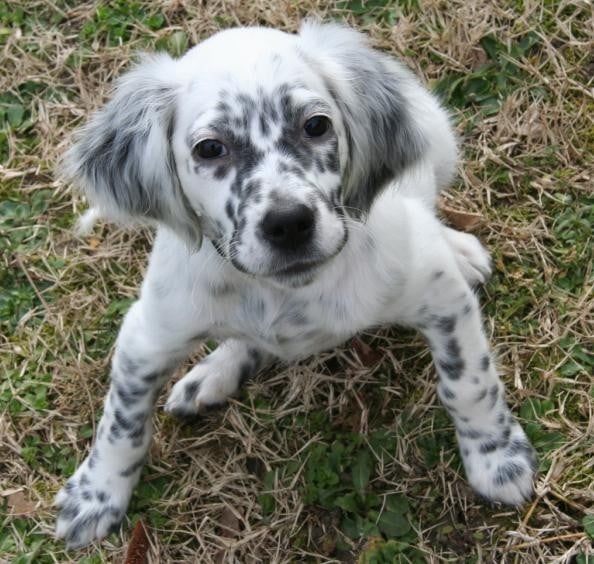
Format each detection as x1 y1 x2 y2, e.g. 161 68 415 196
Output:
55 21 537 548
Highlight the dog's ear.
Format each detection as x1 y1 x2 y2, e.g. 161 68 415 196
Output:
63 53 203 247
299 21 436 215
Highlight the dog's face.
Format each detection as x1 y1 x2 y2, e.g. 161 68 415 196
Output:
173 30 348 284
65 23 427 286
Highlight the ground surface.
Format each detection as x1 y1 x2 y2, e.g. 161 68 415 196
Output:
0 1 593 562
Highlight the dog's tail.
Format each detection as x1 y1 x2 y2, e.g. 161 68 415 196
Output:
75 207 102 236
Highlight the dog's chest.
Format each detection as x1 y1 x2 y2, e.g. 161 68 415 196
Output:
218 286 361 360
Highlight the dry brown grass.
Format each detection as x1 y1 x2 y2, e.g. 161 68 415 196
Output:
1 0 593 562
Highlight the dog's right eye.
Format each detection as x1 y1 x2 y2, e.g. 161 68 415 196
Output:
193 139 228 160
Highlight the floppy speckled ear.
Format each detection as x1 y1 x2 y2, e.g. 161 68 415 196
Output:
298 21 430 216
63 53 203 247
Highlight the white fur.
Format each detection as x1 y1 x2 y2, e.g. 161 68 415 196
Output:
56 22 536 548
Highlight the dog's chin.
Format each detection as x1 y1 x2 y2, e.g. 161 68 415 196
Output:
267 260 324 288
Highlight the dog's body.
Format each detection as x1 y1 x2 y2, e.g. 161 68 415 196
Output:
55 23 537 548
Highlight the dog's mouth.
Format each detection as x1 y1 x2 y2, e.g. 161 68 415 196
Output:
271 259 324 278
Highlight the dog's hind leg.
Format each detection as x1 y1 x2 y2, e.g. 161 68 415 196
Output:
165 339 271 419
443 226 492 286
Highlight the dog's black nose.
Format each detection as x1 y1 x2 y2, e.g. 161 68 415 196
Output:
260 204 315 250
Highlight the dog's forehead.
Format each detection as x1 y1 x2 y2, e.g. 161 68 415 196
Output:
180 27 304 80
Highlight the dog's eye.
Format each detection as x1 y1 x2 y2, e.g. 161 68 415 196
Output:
303 115 331 138
193 139 228 160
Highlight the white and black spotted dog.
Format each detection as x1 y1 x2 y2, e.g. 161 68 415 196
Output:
55 21 537 548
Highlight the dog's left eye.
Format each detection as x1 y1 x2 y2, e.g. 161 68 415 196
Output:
193 139 228 160
303 115 331 138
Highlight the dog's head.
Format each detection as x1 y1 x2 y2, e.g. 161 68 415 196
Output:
65 22 430 286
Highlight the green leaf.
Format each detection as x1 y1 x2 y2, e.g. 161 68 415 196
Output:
6 104 25 127
361 519 380 537
334 492 360 513
145 13 165 30
386 494 409 514
583 515 594 540
341 515 360 539
480 34 504 61
352 449 372 495
258 470 276 515
168 31 188 57
378 510 411 538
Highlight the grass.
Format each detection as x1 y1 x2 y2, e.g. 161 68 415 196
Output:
0 0 592 561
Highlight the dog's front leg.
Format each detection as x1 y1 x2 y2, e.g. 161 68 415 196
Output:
417 273 537 505
55 300 200 548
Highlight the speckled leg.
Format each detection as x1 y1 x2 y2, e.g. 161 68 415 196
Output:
416 271 537 505
55 300 197 548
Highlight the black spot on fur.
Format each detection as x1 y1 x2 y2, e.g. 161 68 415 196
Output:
475 388 487 402
479 440 499 454
225 199 235 221
120 458 145 477
437 337 465 380
488 384 499 409
88 449 98 469
114 409 133 431
494 462 525 486
108 423 121 442
441 386 456 400
325 142 339 172
438 356 465 380
435 315 457 334
506 438 533 457
446 337 461 358
481 355 490 371
142 371 161 383
114 382 149 407
259 112 270 137
214 164 231 180
184 381 200 402
128 421 146 443
457 428 483 439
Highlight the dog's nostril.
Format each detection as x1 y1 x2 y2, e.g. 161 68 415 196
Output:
271 225 285 238
296 220 310 233
261 204 315 250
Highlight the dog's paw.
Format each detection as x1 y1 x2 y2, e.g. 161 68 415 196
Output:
164 363 240 419
444 228 492 286
459 420 537 506
55 460 134 548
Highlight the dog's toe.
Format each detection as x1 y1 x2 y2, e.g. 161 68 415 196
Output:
444 227 493 286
